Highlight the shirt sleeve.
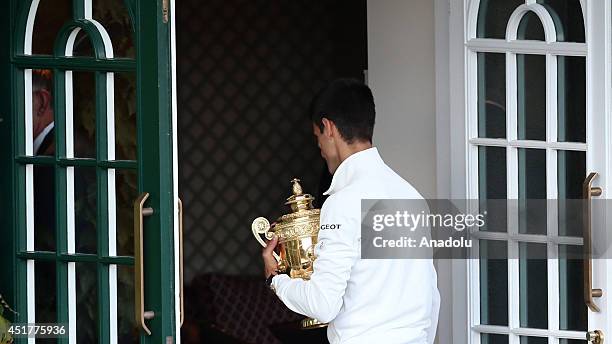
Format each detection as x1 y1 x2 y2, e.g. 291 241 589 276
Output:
271 197 359 323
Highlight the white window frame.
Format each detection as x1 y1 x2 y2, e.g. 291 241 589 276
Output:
438 0 612 343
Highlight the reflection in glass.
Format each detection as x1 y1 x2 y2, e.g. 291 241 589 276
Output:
519 243 548 329
478 147 507 232
478 53 506 138
72 72 97 158
480 240 508 326
35 261 57 324
559 245 587 331
75 168 97 254
32 69 55 156
31 0 72 55
559 340 587 344
518 149 546 235
517 11 545 41
117 265 137 343
518 55 546 141
558 151 585 237
34 165 56 251
519 337 548 344
558 56 586 142
116 169 137 256
76 263 98 343
114 73 137 161
477 0 524 39
539 0 585 42
93 0 135 58
481 334 509 344
72 30 94 57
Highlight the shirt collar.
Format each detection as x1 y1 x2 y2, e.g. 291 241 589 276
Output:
323 147 382 195
33 122 55 155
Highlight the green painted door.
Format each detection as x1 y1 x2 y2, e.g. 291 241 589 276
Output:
0 0 178 343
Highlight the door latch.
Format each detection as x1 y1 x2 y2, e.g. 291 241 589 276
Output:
587 330 604 344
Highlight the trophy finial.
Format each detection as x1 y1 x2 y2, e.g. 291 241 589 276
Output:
291 178 303 195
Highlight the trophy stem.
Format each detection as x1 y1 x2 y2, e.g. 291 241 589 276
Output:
300 317 328 329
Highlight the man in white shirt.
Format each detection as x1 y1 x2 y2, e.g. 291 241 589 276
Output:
262 79 440 344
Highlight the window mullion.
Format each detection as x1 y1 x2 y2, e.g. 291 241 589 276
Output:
546 53 561 344
506 48 520 344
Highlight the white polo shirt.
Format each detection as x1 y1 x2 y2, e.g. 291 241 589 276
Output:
272 147 440 344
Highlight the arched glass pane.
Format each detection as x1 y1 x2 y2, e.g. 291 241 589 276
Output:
30 0 72 55
93 0 135 58
517 11 546 41
477 0 524 39
72 29 95 57
538 0 585 42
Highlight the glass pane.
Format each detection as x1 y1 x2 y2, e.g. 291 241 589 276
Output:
477 0 525 39
518 55 547 141
114 73 137 161
519 243 548 329
35 261 57 323
93 0 136 58
116 169 137 256
117 265 137 343
559 245 587 331
558 151 585 237
520 337 548 344
518 149 547 235
559 340 587 344
34 165 56 251
478 53 506 138
480 240 508 326
539 0 585 42
482 334 509 344
72 30 94 57
478 146 507 232
517 11 546 41
72 72 97 158
75 168 97 254
32 69 55 156
31 0 72 55
558 56 586 142
76 263 98 343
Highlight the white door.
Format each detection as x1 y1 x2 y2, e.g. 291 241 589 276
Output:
451 0 612 343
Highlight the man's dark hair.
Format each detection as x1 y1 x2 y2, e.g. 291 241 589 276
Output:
310 78 375 143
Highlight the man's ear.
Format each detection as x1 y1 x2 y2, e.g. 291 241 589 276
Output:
321 118 336 138
34 89 52 116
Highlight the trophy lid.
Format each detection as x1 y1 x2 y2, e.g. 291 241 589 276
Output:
285 178 315 212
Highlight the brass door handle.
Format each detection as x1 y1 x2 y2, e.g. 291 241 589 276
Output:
587 330 604 344
134 192 155 335
583 172 603 312
178 198 184 327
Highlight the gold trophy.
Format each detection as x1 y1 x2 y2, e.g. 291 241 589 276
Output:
252 178 327 329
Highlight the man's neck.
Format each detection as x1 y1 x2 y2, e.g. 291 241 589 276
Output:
337 141 373 163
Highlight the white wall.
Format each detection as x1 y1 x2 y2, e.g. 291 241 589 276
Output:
367 0 437 198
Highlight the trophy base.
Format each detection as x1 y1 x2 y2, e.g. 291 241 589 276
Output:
300 317 328 329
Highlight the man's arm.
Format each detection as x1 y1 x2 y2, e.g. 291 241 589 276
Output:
267 201 358 323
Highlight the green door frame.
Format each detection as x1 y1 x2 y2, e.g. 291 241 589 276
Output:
0 0 177 342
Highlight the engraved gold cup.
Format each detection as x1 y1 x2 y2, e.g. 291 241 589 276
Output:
252 178 327 329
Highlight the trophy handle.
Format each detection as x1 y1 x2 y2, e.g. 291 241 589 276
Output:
252 217 281 262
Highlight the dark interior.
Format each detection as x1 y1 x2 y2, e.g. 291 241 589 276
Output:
176 0 368 343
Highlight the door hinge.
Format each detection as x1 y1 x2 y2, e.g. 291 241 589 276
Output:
162 0 169 23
